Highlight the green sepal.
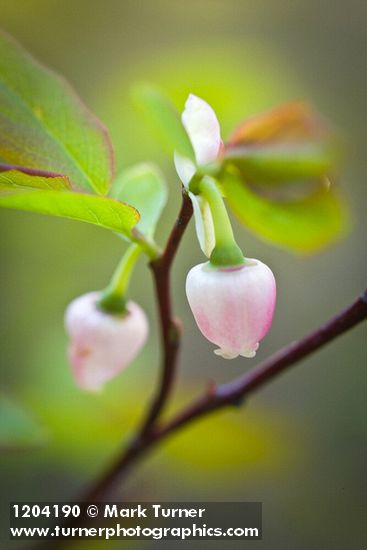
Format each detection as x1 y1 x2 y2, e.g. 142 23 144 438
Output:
209 243 244 268
97 292 128 316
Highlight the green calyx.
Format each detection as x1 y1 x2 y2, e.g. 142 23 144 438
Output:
188 162 222 193
97 292 128 315
194 175 245 268
209 243 244 267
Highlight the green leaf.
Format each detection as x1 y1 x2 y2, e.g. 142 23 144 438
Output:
131 83 194 159
224 101 338 183
222 172 349 253
224 142 335 183
0 170 139 236
0 395 46 450
0 31 113 194
111 162 167 236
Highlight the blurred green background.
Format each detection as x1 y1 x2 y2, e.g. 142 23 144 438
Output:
0 0 366 548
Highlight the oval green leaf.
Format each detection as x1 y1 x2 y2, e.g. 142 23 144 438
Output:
0 31 114 194
224 101 339 183
222 171 349 253
223 142 335 183
0 170 139 236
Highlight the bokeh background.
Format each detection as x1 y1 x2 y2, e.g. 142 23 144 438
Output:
1 1 366 548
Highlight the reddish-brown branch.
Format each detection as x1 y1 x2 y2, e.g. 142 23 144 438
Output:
155 289 367 437
140 189 193 435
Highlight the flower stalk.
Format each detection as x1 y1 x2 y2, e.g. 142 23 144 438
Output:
197 176 244 267
98 243 141 314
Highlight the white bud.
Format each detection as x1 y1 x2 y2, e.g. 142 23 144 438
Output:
174 94 222 256
181 94 222 166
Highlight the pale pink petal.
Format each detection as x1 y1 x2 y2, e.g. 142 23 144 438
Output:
186 260 276 359
65 293 148 391
182 94 221 165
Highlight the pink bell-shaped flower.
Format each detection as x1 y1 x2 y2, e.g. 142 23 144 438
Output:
65 292 148 391
186 259 276 359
